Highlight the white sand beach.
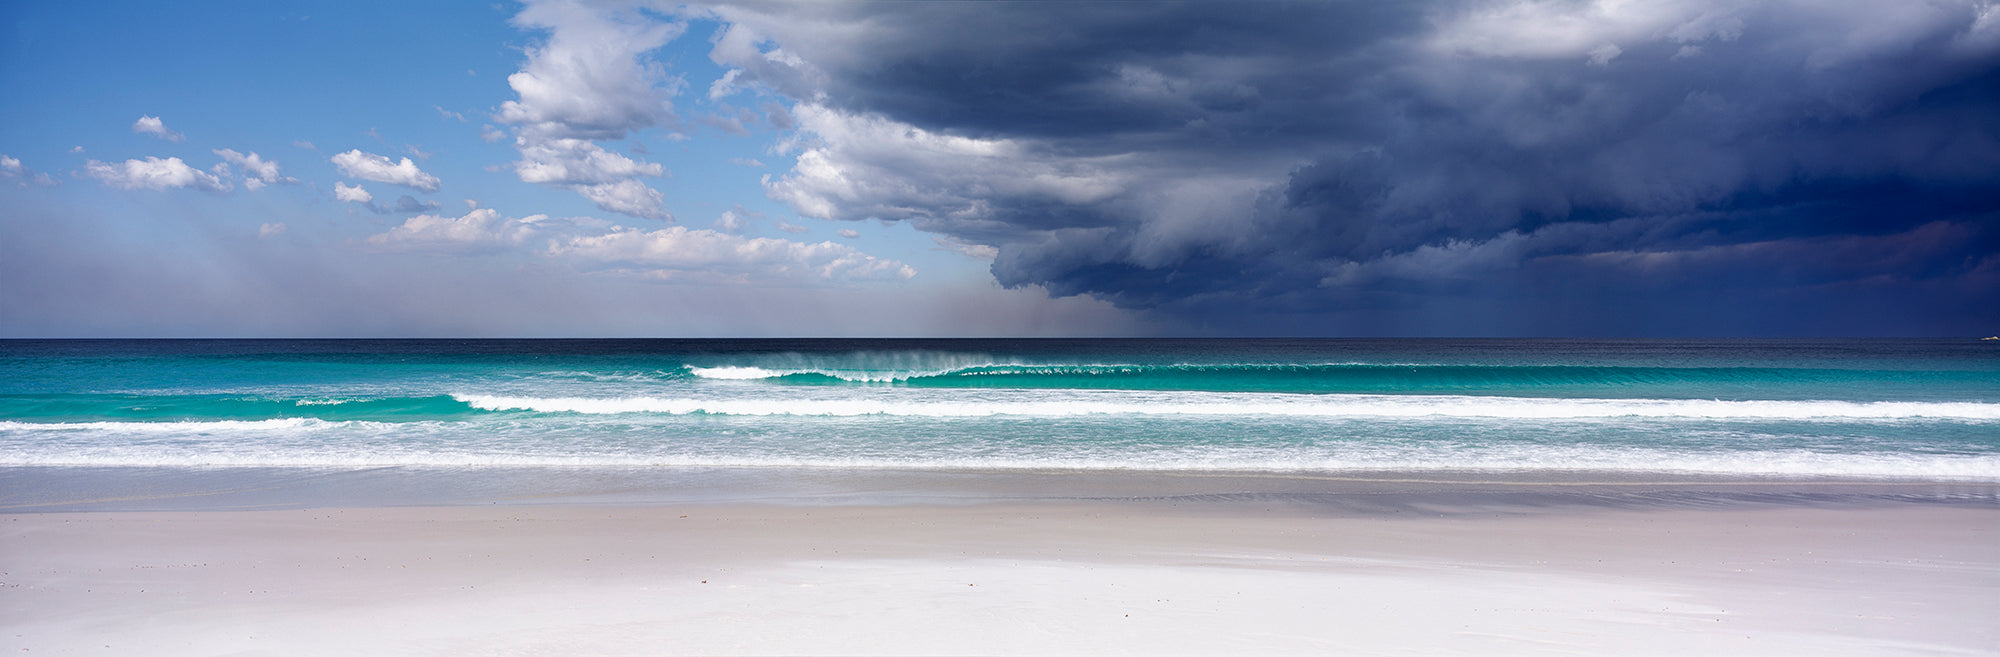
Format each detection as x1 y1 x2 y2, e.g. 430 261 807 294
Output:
4 482 1996 656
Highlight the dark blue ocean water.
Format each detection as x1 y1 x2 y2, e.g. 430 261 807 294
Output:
3 339 1996 479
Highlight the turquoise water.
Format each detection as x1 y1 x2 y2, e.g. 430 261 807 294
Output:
3 339 1997 479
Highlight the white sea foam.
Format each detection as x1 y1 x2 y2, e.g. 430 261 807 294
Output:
686 366 791 380
679 359 1724 382
454 392 2000 420
7 394 1997 479
527 370 682 383
682 351 1028 382
0 417 347 433
3 439 1996 481
683 361 1329 381
685 365 962 382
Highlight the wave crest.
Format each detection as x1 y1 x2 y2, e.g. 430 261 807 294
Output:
454 392 2000 420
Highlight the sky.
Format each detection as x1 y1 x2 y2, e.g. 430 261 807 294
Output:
1 0 1996 337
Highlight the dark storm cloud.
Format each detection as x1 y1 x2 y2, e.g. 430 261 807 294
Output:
710 0 2000 334
805 2 1415 142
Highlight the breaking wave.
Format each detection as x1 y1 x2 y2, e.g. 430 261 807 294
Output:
455 392 2000 420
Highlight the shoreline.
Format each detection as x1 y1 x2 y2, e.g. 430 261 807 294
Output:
5 464 1997 513
4 467 1997 655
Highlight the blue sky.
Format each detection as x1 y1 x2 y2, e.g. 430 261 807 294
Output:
1 1 1133 337
3 1 1997 337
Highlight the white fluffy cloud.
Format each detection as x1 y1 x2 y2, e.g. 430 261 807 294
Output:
702 7 829 101
496 2 684 140
213 149 288 190
80 150 290 193
330 149 441 192
131 115 184 142
508 136 672 218
83 157 230 192
495 0 681 220
334 181 373 203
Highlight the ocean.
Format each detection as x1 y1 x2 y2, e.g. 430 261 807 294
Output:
2 338 1997 483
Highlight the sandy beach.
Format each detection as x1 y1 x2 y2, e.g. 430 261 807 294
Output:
4 471 1995 656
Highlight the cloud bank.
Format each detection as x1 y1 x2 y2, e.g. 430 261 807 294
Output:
368 207 914 284
691 0 2000 334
